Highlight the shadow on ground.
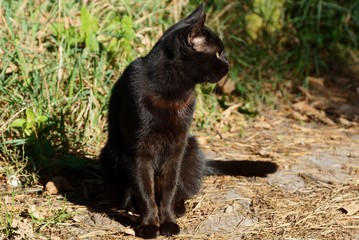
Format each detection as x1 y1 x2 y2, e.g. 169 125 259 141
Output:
45 157 278 235
207 160 278 177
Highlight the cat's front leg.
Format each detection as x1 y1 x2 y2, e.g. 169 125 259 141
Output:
156 144 186 236
134 154 160 239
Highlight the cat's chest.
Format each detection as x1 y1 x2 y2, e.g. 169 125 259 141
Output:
137 93 195 139
142 93 196 119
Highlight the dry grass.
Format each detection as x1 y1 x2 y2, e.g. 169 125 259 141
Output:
1 107 358 239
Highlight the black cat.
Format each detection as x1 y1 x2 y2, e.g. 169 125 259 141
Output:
100 4 229 238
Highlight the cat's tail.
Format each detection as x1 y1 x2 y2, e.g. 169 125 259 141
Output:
204 159 278 177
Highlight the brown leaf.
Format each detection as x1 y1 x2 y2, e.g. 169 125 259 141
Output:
315 112 336 126
308 76 325 87
291 111 308 121
253 121 271 129
222 103 243 120
340 202 359 216
338 117 357 127
297 86 313 100
217 77 236 94
5 63 19 74
11 218 35 239
292 101 336 125
292 101 317 114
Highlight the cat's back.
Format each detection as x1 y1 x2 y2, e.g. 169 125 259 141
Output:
108 57 147 144
111 57 146 93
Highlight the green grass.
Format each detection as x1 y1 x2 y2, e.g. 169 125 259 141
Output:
0 0 169 176
0 0 358 237
1 195 15 238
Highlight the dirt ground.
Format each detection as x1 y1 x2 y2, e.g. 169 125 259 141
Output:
1 70 359 239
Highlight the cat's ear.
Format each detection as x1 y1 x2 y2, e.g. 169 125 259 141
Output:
187 13 206 51
183 3 205 24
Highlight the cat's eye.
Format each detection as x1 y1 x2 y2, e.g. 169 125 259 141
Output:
216 52 220 59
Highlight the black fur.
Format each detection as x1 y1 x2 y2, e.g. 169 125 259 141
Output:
100 4 229 238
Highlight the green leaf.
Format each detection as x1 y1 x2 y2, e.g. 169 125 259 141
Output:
245 13 263 40
24 129 32 137
36 115 48 123
9 118 26 128
25 109 36 129
25 109 35 121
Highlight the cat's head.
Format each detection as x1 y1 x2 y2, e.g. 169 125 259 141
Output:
151 4 229 84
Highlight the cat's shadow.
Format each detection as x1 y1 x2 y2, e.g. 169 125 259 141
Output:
60 158 278 231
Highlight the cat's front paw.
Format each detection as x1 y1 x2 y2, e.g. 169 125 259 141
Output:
136 224 159 239
160 222 180 236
